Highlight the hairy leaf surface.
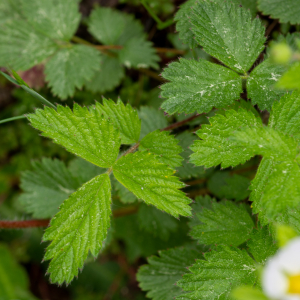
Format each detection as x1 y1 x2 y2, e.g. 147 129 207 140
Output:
28 103 121 168
113 152 192 217
44 174 111 284
161 58 242 114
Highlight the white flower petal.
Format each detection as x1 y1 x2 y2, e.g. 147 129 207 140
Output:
282 295 300 300
277 238 300 274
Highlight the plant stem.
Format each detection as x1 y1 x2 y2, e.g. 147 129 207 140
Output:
0 115 26 124
0 219 50 228
161 114 200 131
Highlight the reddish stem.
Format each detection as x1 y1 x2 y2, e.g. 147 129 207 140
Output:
0 219 50 228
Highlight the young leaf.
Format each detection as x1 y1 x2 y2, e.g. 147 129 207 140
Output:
44 45 101 99
137 246 204 300
231 126 299 161
44 174 112 284
138 203 178 240
18 158 79 218
161 58 242 114
189 1 265 73
190 109 262 168
247 58 286 111
139 130 183 168
95 98 141 144
258 0 300 24
177 246 258 300
269 91 300 141
277 62 300 90
190 201 254 246
28 103 121 168
112 152 192 217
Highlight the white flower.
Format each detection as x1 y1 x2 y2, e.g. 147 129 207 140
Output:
263 237 300 300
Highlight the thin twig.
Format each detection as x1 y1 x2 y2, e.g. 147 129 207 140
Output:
265 19 279 37
161 114 200 131
0 219 50 228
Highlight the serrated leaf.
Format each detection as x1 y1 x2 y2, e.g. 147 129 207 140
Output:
161 58 242 114
190 201 254 246
189 1 265 73
113 178 137 204
258 0 300 24
269 91 300 141
44 174 111 284
247 58 286 111
247 226 277 264
95 98 141 144
277 61 300 90
176 132 205 179
139 130 183 168
45 45 101 99
137 246 204 300
177 246 258 300
277 207 300 235
138 203 178 240
112 152 192 217
28 103 121 168
138 106 168 139
190 196 215 228
119 37 160 69
85 56 125 94
18 158 79 218
231 126 299 161
190 109 262 168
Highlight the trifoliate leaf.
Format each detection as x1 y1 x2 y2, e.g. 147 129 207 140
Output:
28 103 121 168
177 246 258 300
190 109 262 168
138 203 178 240
247 226 277 264
85 56 125 94
88 7 143 46
247 58 286 111
137 246 204 300
208 171 250 201
44 45 101 99
161 58 242 114
139 130 183 168
112 152 192 217
258 0 300 24
189 1 265 73
44 174 112 284
96 98 141 144
119 37 160 69
18 158 79 218
269 91 300 141
190 201 254 246
176 132 205 179
277 61 300 90
231 126 299 161
138 107 168 139
0 244 37 300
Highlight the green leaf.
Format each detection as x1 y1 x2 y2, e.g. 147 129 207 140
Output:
247 58 286 111
45 45 101 99
85 56 125 94
119 37 160 69
277 61 300 90
190 109 262 168
44 174 112 284
95 98 141 144
113 178 137 204
112 152 192 217
176 132 205 179
138 106 168 139
232 286 268 300
137 246 204 300
18 158 79 218
0 244 37 300
139 130 183 168
247 226 277 264
231 126 299 161
258 0 300 24
161 58 242 114
28 103 121 168
269 91 300 141
177 246 258 300
189 1 265 73
190 201 254 246
138 203 179 240
277 207 300 235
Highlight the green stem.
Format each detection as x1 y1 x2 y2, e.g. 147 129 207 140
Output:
0 115 26 125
